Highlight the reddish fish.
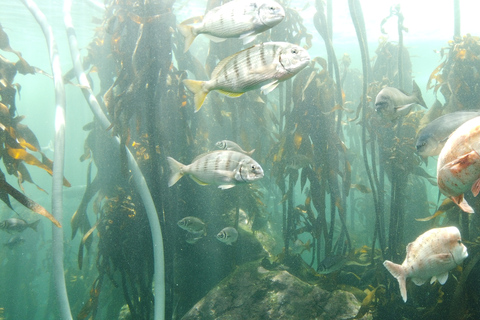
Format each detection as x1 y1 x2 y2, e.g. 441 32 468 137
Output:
384 226 468 302
437 116 480 213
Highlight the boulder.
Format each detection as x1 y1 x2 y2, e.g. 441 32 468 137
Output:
182 261 361 320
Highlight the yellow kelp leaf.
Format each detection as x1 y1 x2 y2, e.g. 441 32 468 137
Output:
294 132 302 150
7 147 52 174
0 179 61 227
17 138 38 152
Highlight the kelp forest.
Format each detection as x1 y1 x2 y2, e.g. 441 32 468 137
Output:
1 0 480 319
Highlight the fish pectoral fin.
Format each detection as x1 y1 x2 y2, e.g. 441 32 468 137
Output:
471 178 480 197
190 175 209 186
434 272 449 285
240 32 257 45
217 90 244 98
261 80 280 95
218 184 236 189
451 195 475 213
412 277 426 286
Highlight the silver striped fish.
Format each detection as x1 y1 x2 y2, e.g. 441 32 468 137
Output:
178 0 285 52
167 150 264 189
215 140 255 156
183 41 310 111
216 227 238 245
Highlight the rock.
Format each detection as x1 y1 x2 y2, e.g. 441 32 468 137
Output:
182 261 361 320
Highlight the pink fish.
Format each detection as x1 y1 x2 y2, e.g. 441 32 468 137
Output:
384 226 468 302
437 116 480 213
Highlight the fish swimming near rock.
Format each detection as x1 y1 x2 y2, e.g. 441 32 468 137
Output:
167 150 264 189
317 255 347 274
0 218 40 234
375 81 427 120
215 140 255 156
383 226 468 302
437 116 480 213
216 227 238 245
416 111 480 158
178 0 285 52
183 41 310 111
177 216 207 236
4 235 25 249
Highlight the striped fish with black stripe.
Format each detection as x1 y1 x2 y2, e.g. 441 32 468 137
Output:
178 0 285 52
167 150 264 189
183 41 310 112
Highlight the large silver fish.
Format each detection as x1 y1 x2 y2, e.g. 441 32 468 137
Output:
416 111 480 158
183 41 310 111
178 0 285 52
384 226 468 302
375 81 427 120
167 150 264 189
215 140 255 155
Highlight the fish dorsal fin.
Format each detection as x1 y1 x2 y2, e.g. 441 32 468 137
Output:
435 272 449 285
412 277 426 286
217 90 244 98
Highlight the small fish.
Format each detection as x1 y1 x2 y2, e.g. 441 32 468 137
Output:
183 41 310 111
384 226 468 302
216 227 238 245
177 216 207 236
0 218 40 233
416 111 480 157
4 235 25 249
286 154 313 170
317 255 348 274
375 80 427 120
167 150 264 189
178 0 285 52
437 116 480 213
215 140 255 155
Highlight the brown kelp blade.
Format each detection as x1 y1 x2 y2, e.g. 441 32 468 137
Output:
78 221 98 270
0 179 61 227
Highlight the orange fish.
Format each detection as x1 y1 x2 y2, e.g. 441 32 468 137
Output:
437 116 480 213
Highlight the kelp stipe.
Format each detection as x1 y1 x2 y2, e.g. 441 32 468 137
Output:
20 0 71 319
63 1 165 319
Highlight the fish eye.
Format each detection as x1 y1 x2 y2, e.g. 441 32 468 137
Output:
291 48 298 54
458 240 462 244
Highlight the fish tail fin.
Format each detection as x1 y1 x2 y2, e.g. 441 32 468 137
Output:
412 80 427 108
183 79 208 112
384 260 408 302
247 149 256 156
29 219 40 232
177 24 197 53
167 157 185 187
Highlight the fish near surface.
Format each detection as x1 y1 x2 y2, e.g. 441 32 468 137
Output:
416 111 480 158
384 227 467 302
215 140 255 155
437 116 480 213
216 227 238 245
178 0 285 52
0 218 40 233
375 80 427 121
167 150 264 189
183 41 310 111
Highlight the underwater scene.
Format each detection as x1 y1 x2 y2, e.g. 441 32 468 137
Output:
1 0 480 319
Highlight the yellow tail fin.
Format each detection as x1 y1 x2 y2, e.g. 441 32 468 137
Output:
183 79 208 112
177 24 197 53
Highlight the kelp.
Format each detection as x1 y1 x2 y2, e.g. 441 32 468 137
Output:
0 26 68 227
